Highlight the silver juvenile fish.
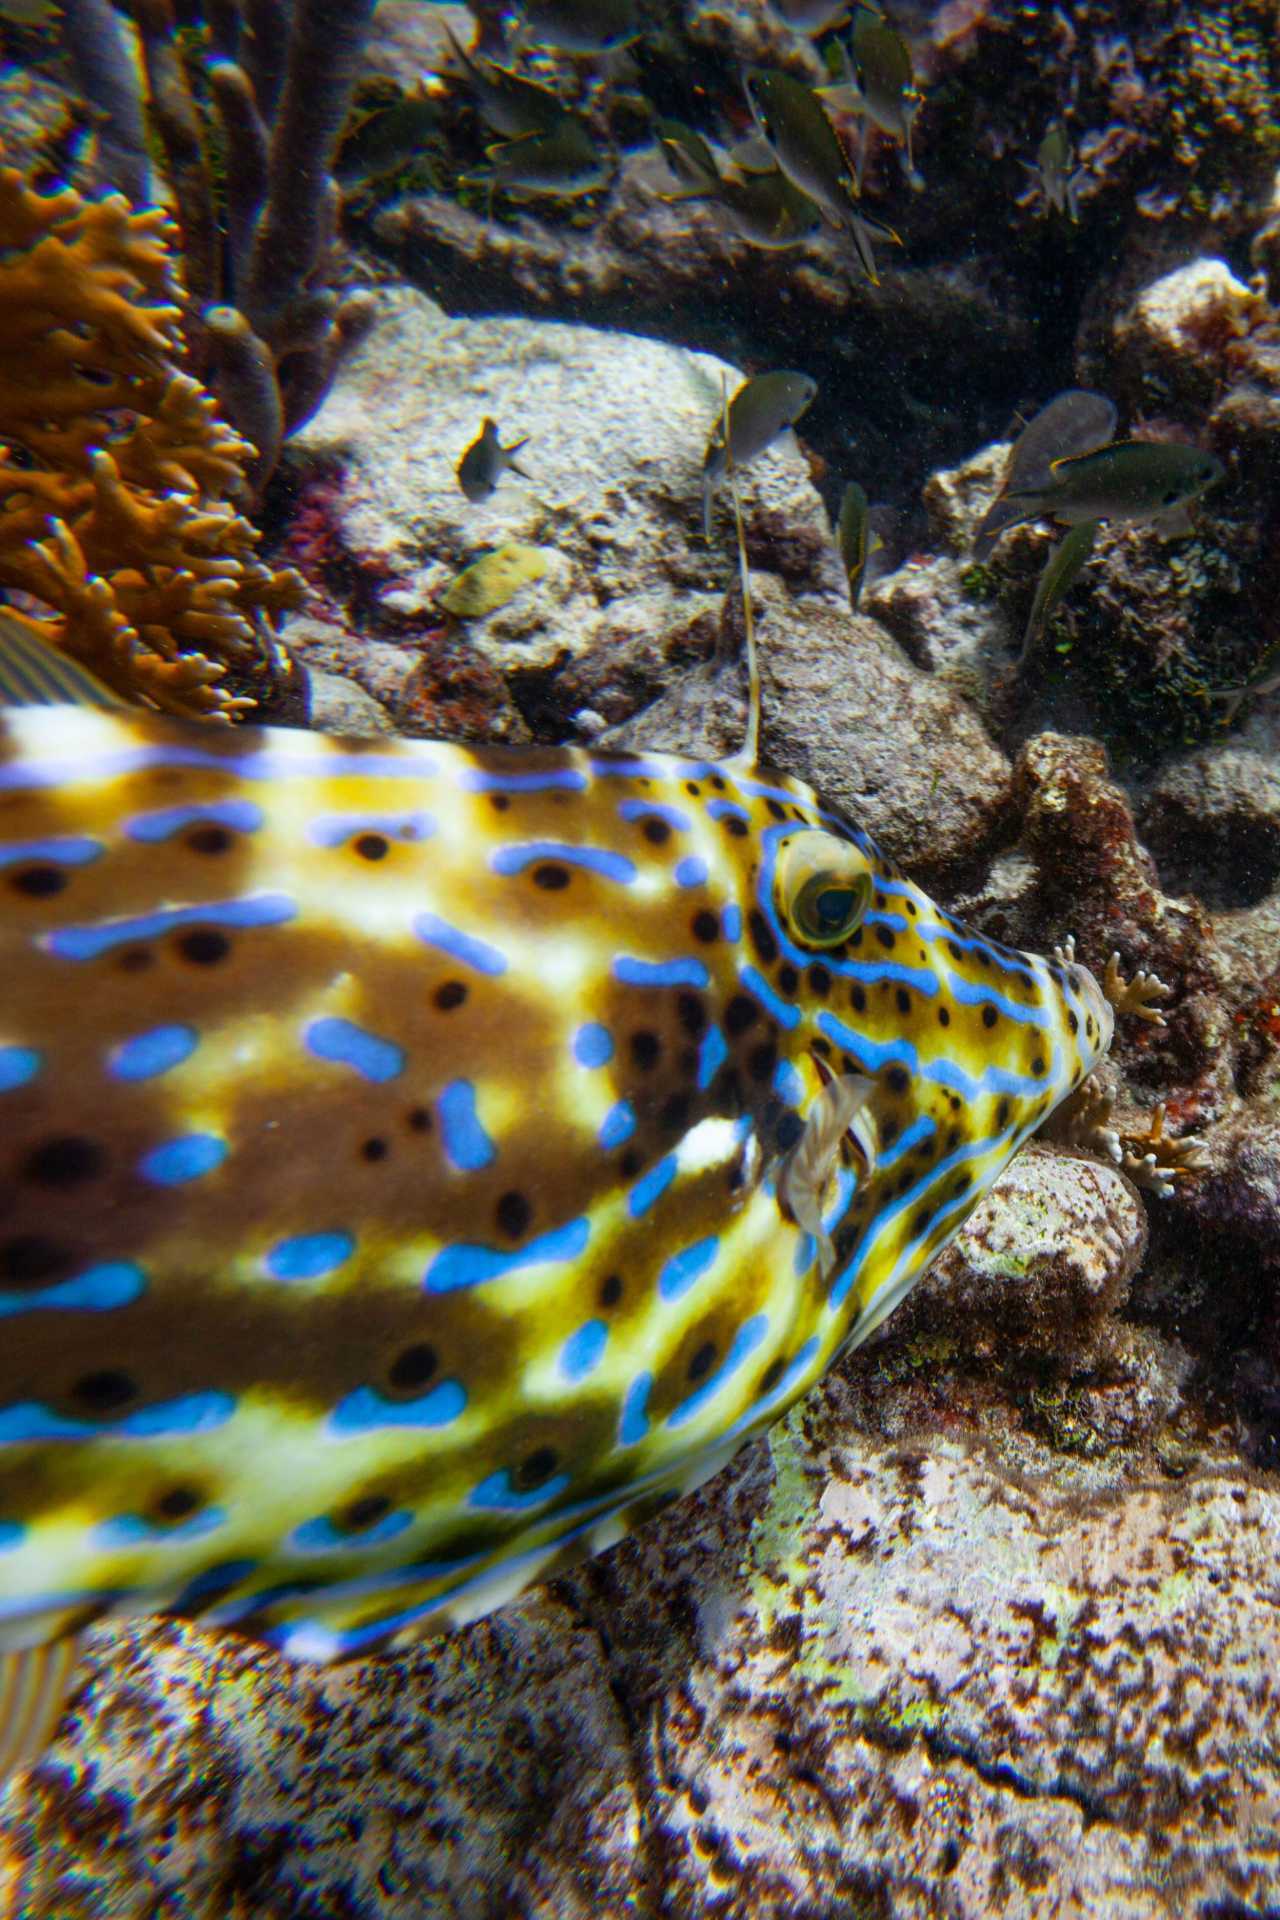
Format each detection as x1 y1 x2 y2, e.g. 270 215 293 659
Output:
457 418 532 504
743 66 900 282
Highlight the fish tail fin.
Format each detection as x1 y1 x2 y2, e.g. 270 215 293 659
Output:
0 1639 80 1786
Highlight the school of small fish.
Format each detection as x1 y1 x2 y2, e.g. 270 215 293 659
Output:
0 0 1238 1795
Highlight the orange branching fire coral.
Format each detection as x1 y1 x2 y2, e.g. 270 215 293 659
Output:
0 162 303 720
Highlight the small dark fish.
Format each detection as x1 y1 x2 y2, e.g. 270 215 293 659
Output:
463 116 612 202
457 418 532 504
655 124 822 250
744 66 899 281
1004 441 1224 534
1020 520 1097 661
335 89 440 187
702 369 818 538
514 0 640 54
1023 119 1086 222
441 22 568 140
836 481 884 610
974 390 1117 560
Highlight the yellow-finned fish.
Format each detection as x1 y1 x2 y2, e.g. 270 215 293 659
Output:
0 536 1114 1779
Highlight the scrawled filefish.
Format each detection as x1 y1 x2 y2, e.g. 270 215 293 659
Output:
0 586 1113 1778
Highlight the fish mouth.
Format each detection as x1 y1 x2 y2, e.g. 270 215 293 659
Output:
1074 958 1115 1061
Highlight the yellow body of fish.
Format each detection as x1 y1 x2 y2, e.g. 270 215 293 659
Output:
0 701 1112 1679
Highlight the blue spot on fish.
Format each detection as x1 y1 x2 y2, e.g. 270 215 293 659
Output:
308 811 436 847
290 1510 413 1552
739 963 802 1032
469 1467 572 1512
96 1506 227 1548
0 1391 234 1445
0 835 102 869
773 1057 805 1105
329 1379 467 1434
0 1047 40 1092
425 1217 590 1294
265 1232 355 1282
674 856 709 889
46 893 296 961
589 756 669 780
439 1080 495 1172
722 904 743 942
573 1022 614 1068
124 800 264 842
491 842 636 884
696 1026 728 1091
413 911 508 976
707 798 750 823
599 1100 636 1150
618 1373 653 1446
667 1313 769 1429
561 1319 609 1381
629 1154 677 1219
306 1017 405 1083
110 1024 199 1081
462 767 587 794
613 956 711 990
618 798 691 831
139 1133 227 1186
0 1261 145 1320
659 1236 719 1301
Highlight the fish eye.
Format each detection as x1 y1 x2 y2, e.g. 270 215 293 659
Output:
776 829 874 951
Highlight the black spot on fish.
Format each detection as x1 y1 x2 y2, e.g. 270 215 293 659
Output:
710 775 726 792
905 899 918 918
642 816 672 845
749 910 779 966
885 1066 909 1096
996 1098 1011 1128
947 940 964 963
187 825 233 855
10 864 67 898
686 781 701 796
778 964 799 997
343 1494 392 1531
0 1235 71 1285
155 1486 201 1522
435 980 467 1011
688 1341 716 1381
355 833 389 861
725 995 758 1036
117 946 153 973
24 1135 104 1187
759 1357 785 1393
361 1137 388 1162
748 1038 778 1083
938 1005 951 1027
849 927 864 950
723 816 749 838
880 1118 899 1147
896 988 911 1014
388 1344 437 1392
910 1209 933 1239
766 799 787 821
407 1106 432 1132
600 1273 623 1308
661 1091 693 1133
850 984 866 1014
72 1369 136 1412
631 1030 661 1070
981 1005 998 1028
876 926 895 951
677 992 707 1037
490 794 511 811
179 929 231 965
1031 1055 1046 1075
692 910 719 943
807 964 831 998
1068 1010 1079 1034
513 1446 558 1491
496 1190 532 1239
776 1111 805 1151
620 1148 644 1181
533 862 570 890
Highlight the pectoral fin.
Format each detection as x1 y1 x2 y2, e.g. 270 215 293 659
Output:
777 1071 877 1276
0 1639 80 1786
